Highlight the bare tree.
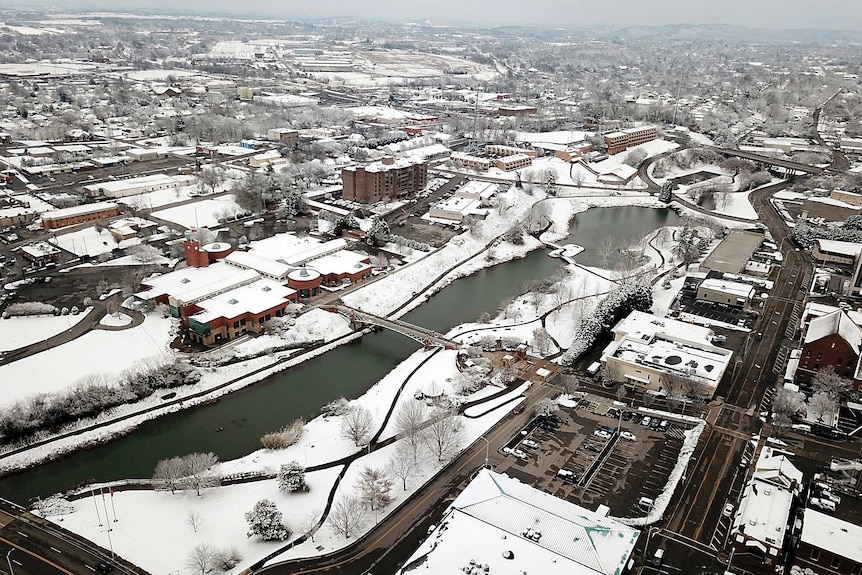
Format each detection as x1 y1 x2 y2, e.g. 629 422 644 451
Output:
421 412 465 462
301 509 322 542
772 387 805 435
153 456 185 493
598 236 617 269
812 366 852 402
534 397 559 417
186 510 203 533
808 391 837 425
532 327 553 356
355 466 393 522
341 405 375 447
185 543 216 575
184 452 220 496
389 442 416 491
328 494 366 540
393 401 427 462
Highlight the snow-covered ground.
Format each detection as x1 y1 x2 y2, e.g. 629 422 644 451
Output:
50 466 343 575
0 309 91 352
152 195 243 229
99 312 133 327
0 312 173 410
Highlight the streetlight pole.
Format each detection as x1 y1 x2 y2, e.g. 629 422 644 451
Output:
6 549 14 575
479 436 490 469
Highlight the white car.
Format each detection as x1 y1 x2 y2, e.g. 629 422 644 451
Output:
521 439 539 449
722 502 734 517
593 429 612 439
620 431 637 441
510 449 527 459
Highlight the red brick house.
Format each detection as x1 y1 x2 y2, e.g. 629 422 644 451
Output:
793 509 862 575
797 310 862 389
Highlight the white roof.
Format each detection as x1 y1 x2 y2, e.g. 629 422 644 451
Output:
188 279 295 324
344 156 425 174
496 153 533 165
804 310 862 354
41 201 117 221
399 470 638 575
733 447 802 550
283 238 349 266
699 278 755 298
83 173 187 194
608 335 732 385
815 239 862 257
611 310 713 345
21 241 60 258
307 250 371 277
136 262 259 304
800 509 862 564
225 250 291 279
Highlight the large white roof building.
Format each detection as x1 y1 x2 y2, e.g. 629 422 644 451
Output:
397 469 639 575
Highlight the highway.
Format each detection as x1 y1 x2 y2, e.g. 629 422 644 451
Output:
0 499 146 575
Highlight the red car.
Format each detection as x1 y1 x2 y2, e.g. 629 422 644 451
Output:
513 405 525 414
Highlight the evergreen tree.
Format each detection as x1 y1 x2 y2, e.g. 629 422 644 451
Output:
278 461 308 493
245 499 291 541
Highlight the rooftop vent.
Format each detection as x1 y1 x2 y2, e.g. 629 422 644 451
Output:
228 298 238 305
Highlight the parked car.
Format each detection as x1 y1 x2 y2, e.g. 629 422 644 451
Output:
521 439 539 449
810 498 836 512
510 449 527 459
512 405 525 414
593 429 612 439
585 443 601 453
755 332 763 341
640 416 652 427
620 431 637 441
622 411 634 421
722 502 734 517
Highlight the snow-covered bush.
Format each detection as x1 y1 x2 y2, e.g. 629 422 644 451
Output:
4 302 58 317
277 461 308 493
320 397 350 418
245 499 291 541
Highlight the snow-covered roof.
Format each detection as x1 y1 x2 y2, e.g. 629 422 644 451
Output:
20 241 60 258
41 201 117 221
800 509 862 564
815 239 862 257
804 310 862 354
802 302 862 330
225 250 291 280
805 196 862 210
307 250 371 277
732 447 802 553
699 278 755 298
344 156 425 174
188 279 295 324
136 262 259 304
610 310 713 345
283 238 349 267
398 470 639 575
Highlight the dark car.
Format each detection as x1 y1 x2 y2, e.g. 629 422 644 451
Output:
513 405 525 414
755 332 763 341
95 562 113 574
622 411 634 421
585 443 601 453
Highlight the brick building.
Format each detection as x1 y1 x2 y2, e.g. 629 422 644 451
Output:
603 126 658 155
450 152 491 172
793 509 862 575
41 202 119 230
797 310 862 388
342 157 428 203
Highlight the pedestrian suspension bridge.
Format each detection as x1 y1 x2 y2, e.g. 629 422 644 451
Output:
323 305 460 350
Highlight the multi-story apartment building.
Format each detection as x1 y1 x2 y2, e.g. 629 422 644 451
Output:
342 157 428 203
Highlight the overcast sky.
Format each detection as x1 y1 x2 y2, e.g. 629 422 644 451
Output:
18 0 861 30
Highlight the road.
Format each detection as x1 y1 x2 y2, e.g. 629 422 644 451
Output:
0 499 146 575
664 181 812 557
255 384 556 575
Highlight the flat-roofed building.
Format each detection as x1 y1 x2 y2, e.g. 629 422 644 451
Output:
699 230 764 275
83 174 196 199
495 153 533 172
793 509 862 575
729 447 802 573
600 310 730 398
40 202 119 230
813 239 862 266
484 144 537 158
342 156 428 203
696 278 755 308
603 125 657 155
451 152 491 171
20 241 61 268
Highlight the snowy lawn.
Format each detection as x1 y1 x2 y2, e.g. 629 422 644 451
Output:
0 309 92 351
45 466 343 575
463 381 530 417
99 312 133 327
0 311 174 410
152 195 243 229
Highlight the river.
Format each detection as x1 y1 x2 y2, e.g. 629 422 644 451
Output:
0 205 680 504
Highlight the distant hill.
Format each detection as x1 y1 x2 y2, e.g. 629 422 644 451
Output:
607 23 862 45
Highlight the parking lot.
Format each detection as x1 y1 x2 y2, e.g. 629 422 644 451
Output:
495 393 691 518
